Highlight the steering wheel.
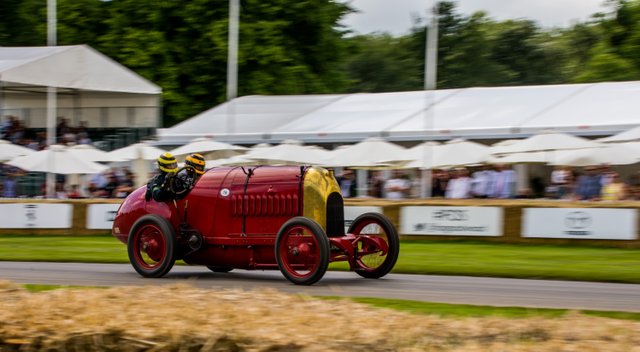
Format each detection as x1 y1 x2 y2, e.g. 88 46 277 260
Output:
168 166 197 196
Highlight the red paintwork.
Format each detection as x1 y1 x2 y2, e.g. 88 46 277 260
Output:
112 166 387 272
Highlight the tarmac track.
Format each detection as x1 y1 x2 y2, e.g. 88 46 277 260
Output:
2 261 640 312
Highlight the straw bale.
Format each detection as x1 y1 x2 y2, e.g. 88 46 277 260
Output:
1 280 639 351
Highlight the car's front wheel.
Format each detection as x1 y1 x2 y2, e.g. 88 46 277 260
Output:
128 214 176 278
275 217 330 285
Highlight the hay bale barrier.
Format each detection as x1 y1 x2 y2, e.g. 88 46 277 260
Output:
1 281 639 351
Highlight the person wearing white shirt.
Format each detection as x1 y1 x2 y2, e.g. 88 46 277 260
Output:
384 171 411 199
471 166 493 198
492 164 516 198
446 168 472 199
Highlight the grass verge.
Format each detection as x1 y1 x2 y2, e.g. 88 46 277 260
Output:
2 235 640 283
320 296 640 321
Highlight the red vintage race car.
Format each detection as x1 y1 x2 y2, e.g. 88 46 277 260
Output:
112 166 399 285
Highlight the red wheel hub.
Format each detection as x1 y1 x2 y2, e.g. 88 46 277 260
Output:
133 224 166 269
279 226 319 279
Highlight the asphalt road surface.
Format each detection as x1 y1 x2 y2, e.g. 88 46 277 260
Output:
2 261 640 312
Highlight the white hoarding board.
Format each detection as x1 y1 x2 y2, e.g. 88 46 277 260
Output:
87 204 121 230
0 203 73 229
522 208 637 240
400 206 503 236
344 206 383 231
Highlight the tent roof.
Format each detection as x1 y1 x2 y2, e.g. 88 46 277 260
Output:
157 81 640 145
0 45 161 94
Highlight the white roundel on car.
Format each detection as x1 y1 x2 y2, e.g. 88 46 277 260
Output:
220 188 231 197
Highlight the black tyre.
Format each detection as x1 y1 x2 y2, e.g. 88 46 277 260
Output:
275 217 330 285
348 212 399 279
128 214 177 278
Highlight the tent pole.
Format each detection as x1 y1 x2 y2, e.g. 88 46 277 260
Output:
421 1 438 198
0 81 4 115
46 0 57 198
226 0 239 135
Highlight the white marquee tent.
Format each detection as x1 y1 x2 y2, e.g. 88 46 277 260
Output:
0 45 161 129
158 81 640 146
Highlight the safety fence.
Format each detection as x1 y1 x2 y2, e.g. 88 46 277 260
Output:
1 198 639 247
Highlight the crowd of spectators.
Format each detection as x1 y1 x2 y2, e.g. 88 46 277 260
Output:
3 114 640 202
0 164 136 199
337 164 640 202
545 165 636 201
1 115 92 151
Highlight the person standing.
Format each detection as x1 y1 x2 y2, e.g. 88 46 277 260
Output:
431 169 449 198
471 165 492 198
550 166 569 199
337 169 357 198
601 172 626 201
446 167 472 199
492 164 516 199
574 166 602 201
367 170 385 198
2 173 18 198
384 170 411 199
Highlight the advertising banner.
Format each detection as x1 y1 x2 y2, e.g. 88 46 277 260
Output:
87 204 121 230
522 208 637 240
344 206 383 231
400 206 503 236
0 203 73 229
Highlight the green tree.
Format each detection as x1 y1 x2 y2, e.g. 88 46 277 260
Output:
575 43 640 82
0 0 46 46
568 0 640 82
97 0 351 125
344 34 422 92
438 12 513 87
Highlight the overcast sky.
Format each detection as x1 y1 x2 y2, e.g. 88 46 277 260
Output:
339 0 608 35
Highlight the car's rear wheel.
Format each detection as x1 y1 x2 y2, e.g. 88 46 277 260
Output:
348 212 399 279
275 217 330 285
206 266 233 273
128 214 176 278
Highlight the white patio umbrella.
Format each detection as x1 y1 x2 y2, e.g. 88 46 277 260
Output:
0 139 35 162
107 142 166 161
205 155 262 167
244 141 331 165
494 131 602 155
6 144 108 174
169 137 247 159
325 137 410 169
67 144 125 162
597 125 640 143
403 139 490 169
488 139 522 155
490 143 640 166
204 143 272 167
550 143 640 166
108 142 167 188
489 151 550 164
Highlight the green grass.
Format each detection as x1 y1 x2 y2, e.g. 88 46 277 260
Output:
319 296 567 318
23 284 102 292
2 235 640 283
0 235 129 263
395 240 640 283
319 296 640 321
